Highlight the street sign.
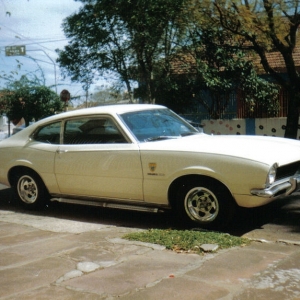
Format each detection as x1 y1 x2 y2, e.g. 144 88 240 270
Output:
5 45 26 56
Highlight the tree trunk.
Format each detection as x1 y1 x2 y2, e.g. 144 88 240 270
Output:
284 90 300 139
138 75 153 103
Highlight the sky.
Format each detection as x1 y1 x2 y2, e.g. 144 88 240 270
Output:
0 0 96 103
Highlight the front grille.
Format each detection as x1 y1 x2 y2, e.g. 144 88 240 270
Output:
276 161 300 180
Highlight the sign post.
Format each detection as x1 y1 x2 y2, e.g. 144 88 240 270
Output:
60 90 71 112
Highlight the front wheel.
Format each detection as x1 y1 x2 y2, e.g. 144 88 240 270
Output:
13 171 48 210
175 179 236 229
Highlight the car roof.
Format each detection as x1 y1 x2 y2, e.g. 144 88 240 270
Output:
51 103 164 119
65 103 165 115
3 104 167 142
32 104 166 125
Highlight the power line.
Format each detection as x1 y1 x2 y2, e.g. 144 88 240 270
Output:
0 22 68 53
0 39 68 47
0 39 69 55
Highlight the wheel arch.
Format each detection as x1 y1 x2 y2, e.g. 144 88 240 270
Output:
8 166 46 190
168 174 235 209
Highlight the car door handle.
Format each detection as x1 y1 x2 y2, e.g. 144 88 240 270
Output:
56 149 68 154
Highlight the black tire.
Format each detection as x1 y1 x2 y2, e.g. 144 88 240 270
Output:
13 170 48 210
175 178 236 229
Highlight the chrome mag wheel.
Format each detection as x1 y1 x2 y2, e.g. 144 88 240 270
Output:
17 174 39 204
184 187 219 223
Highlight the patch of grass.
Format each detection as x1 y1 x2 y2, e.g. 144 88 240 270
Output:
123 229 250 254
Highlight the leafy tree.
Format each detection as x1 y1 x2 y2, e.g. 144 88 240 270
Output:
57 0 187 103
192 0 300 138
58 0 287 123
0 76 63 126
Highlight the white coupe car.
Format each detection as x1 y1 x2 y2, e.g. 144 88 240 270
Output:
0 104 300 228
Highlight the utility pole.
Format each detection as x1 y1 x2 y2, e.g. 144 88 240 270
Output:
85 88 89 108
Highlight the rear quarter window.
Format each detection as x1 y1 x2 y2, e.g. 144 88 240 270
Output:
33 121 61 144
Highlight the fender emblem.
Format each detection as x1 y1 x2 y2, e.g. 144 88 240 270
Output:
149 163 157 172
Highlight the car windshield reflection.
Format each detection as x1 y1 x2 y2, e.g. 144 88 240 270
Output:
120 108 199 142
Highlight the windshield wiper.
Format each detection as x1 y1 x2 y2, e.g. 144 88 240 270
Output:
145 136 179 142
181 132 201 137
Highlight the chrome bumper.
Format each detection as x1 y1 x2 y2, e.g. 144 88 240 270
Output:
251 176 300 198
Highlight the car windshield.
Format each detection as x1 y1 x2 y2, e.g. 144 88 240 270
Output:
119 108 199 142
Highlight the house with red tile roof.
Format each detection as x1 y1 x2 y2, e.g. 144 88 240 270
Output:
168 44 300 120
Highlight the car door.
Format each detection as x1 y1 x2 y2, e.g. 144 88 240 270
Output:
54 115 144 201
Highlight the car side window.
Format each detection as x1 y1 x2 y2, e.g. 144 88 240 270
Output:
63 117 127 144
33 122 61 144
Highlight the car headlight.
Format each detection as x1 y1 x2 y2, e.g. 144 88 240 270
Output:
266 163 278 187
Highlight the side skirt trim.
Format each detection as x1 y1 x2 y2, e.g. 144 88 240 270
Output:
50 196 169 213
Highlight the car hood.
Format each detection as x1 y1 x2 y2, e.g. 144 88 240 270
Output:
140 134 300 167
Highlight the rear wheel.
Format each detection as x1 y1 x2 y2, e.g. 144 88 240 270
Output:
13 170 48 210
175 178 236 229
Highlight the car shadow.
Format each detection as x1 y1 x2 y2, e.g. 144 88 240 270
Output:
1 186 300 236
226 194 300 236
0 186 175 229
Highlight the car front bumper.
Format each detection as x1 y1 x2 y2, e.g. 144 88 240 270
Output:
251 176 300 198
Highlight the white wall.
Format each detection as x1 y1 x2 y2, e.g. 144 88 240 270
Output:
201 118 300 139
201 119 246 135
0 116 15 140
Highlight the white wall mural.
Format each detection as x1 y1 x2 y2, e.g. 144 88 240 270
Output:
201 118 300 139
201 119 246 135
254 118 287 137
